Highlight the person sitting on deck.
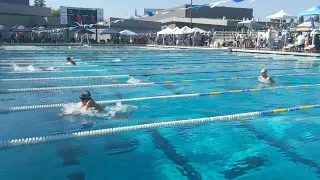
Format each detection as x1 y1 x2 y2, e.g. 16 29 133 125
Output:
80 91 104 112
67 57 76 65
258 69 275 84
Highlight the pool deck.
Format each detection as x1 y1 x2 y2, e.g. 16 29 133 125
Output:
146 45 320 57
1 43 320 57
231 48 320 57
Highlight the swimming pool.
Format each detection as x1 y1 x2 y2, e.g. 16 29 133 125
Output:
1 46 320 180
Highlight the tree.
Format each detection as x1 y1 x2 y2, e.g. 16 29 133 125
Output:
51 9 60 17
34 0 46 7
299 16 304 23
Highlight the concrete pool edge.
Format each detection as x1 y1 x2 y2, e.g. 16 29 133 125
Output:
146 45 320 57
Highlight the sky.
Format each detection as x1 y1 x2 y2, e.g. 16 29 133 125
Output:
35 0 319 19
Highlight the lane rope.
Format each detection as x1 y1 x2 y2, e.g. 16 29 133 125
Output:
2 83 319 113
4 83 154 93
4 67 312 75
0 59 297 66
1 72 318 82
3 72 320 93
0 75 130 82
0 65 98 69
1 104 319 148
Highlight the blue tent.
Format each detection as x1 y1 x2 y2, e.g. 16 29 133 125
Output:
100 28 119 35
32 26 50 31
0 25 11 31
299 5 320 16
12 25 31 32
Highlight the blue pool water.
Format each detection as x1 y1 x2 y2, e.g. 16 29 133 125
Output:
1 46 320 180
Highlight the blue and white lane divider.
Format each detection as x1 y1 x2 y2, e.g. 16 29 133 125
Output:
0 75 130 82
2 83 154 93
1 84 319 113
1 72 318 82
0 104 319 149
3 67 313 75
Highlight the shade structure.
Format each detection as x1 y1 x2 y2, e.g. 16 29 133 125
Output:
119 30 137 36
177 26 193 34
0 24 11 31
157 27 173 35
171 27 181 35
299 5 320 16
192 27 206 34
100 28 119 35
12 25 31 32
32 26 50 31
238 19 264 29
266 10 296 20
74 28 95 34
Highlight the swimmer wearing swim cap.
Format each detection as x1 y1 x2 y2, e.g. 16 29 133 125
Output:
80 91 104 112
258 69 275 84
67 57 76 65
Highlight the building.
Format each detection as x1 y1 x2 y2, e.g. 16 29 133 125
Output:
0 0 29 5
0 2 60 28
139 4 253 31
106 17 161 33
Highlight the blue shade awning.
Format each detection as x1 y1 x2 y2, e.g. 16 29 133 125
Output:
74 28 95 34
100 28 119 35
0 25 11 31
32 26 50 31
12 25 31 32
299 5 320 16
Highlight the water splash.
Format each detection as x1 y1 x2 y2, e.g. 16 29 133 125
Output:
126 77 142 84
11 63 59 72
104 102 138 119
45 67 59 71
61 102 137 119
112 58 122 62
12 63 41 72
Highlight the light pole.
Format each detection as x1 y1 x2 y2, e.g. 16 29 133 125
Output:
190 0 193 28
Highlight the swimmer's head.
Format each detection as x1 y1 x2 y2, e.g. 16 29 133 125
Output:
261 69 267 76
66 57 72 62
80 91 91 104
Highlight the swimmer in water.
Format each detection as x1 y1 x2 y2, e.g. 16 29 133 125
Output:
67 57 76 65
258 69 275 84
80 91 104 112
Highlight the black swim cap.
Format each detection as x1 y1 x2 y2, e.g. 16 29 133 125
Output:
79 91 91 99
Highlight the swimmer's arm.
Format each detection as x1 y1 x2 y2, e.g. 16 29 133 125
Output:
269 77 275 84
84 100 94 110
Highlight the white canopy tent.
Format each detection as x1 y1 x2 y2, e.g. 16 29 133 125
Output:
266 10 296 25
266 10 296 20
172 27 181 35
119 30 137 36
238 19 264 29
157 27 173 36
177 26 193 34
192 27 206 34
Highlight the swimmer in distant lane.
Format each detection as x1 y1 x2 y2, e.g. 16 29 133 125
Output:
258 69 275 84
80 91 104 112
67 57 76 65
